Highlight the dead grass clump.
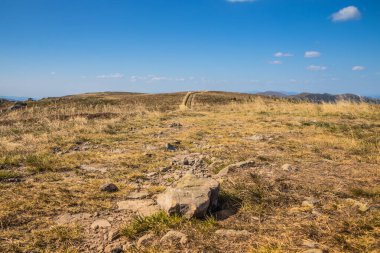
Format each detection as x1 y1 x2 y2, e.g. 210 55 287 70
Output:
0 170 21 181
28 225 83 252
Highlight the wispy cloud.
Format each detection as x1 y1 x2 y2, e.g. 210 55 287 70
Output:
269 60 282 65
331 6 361 22
352 66 365 71
304 51 321 58
96 73 124 79
307 65 327 71
274 52 293 57
226 0 256 3
130 75 186 83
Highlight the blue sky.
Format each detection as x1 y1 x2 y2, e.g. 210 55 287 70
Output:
0 0 379 97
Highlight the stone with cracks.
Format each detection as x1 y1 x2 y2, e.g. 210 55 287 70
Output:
157 173 219 218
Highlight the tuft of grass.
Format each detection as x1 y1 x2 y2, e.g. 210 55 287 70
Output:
192 216 218 232
122 212 184 239
333 211 380 252
122 212 219 240
25 153 58 172
0 155 22 169
28 225 83 252
350 187 380 198
0 170 21 181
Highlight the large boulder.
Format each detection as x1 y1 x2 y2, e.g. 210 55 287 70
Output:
157 174 219 218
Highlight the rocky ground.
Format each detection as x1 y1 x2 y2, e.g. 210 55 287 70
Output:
0 92 379 252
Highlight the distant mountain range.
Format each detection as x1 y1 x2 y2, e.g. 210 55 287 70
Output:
0 96 32 101
1 92 380 104
255 91 380 104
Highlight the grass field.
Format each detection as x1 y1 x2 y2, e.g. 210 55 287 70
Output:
0 92 379 252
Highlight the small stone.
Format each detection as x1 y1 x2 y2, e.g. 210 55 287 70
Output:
302 197 319 209
302 201 314 209
146 172 158 177
183 158 190 166
137 233 155 248
282 164 295 171
303 249 323 253
122 243 132 251
108 230 120 242
91 219 111 229
215 160 255 178
169 123 182 128
100 183 119 193
127 191 150 200
245 135 266 141
160 231 188 245
215 229 251 237
302 239 319 248
166 143 177 151
346 198 369 212
145 145 158 151
55 214 73 225
110 247 123 253
160 166 171 172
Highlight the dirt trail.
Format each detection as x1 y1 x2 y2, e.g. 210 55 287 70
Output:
180 91 203 110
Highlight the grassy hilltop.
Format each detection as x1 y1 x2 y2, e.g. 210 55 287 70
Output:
0 91 379 252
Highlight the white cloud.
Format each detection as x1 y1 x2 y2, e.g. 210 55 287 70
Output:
96 73 124 79
352 66 365 71
226 0 256 3
331 6 361 22
307 65 327 71
269 60 282 65
304 51 321 58
274 52 294 57
130 75 186 83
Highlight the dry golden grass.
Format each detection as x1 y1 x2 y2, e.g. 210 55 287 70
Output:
0 92 379 252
